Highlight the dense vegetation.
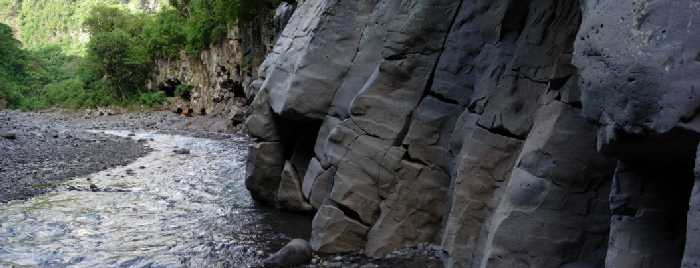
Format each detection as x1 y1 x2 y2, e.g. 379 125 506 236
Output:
0 0 280 110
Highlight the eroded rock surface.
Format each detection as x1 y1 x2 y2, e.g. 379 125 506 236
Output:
244 0 700 267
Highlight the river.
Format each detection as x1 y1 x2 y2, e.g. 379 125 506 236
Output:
0 130 311 267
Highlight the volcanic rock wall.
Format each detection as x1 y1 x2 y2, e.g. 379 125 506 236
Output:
244 0 700 267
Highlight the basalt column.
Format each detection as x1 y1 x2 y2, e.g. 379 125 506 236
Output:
574 0 700 267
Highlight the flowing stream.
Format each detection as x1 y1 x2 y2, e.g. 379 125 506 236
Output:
0 130 310 267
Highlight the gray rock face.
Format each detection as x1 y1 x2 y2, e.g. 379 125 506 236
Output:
684 146 700 268
310 204 370 253
277 161 313 212
246 142 285 204
482 102 614 267
244 0 700 266
263 239 313 267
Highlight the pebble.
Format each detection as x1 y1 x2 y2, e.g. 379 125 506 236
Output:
173 148 190 155
1 132 16 139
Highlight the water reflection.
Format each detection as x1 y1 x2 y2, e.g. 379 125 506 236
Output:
0 131 311 267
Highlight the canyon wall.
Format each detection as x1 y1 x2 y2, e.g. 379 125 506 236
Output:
244 0 700 267
146 3 295 128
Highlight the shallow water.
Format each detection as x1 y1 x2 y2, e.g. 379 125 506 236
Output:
0 130 311 268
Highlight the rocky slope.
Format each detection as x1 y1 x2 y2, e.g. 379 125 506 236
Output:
244 0 700 267
146 2 295 129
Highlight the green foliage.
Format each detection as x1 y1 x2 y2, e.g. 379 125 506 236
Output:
174 84 192 100
0 0 281 110
137 91 167 107
0 23 29 106
84 9 151 98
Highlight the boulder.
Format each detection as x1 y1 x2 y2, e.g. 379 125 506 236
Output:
0 131 16 140
308 166 336 209
310 204 370 253
246 142 285 204
276 161 313 212
262 239 313 267
245 88 281 141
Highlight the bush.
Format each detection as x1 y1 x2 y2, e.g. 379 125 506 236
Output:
138 91 167 107
0 0 282 110
174 84 193 100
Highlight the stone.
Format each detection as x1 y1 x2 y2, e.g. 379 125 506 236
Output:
173 148 190 155
402 96 462 172
245 88 281 141
262 239 313 267
575 0 700 141
482 102 615 267
440 127 522 268
329 134 405 225
309 166 336 209
302 157 323 199
0 131 16 140
310 204 370 253
277 161 313 212
246 142 285 204
313 116 342 167
471 0 582 139
364 163 449 257
448 110 479 158
264 0 376 120
348 0 462 141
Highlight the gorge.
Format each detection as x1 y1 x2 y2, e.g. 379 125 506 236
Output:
0 0 699 267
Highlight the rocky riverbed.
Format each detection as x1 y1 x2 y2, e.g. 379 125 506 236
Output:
0 110 443 267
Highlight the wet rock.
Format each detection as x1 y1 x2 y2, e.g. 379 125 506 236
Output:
89 184 99 192
262 239 313 267
173 148 190 155
276 161 313 212
311 204 369 253
246 142 285 204
1 131 16 140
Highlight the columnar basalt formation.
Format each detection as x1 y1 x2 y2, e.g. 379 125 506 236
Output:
244 0 700 267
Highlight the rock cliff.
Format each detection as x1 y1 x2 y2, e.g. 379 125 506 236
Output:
244 0 700 267
146 2 295 128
